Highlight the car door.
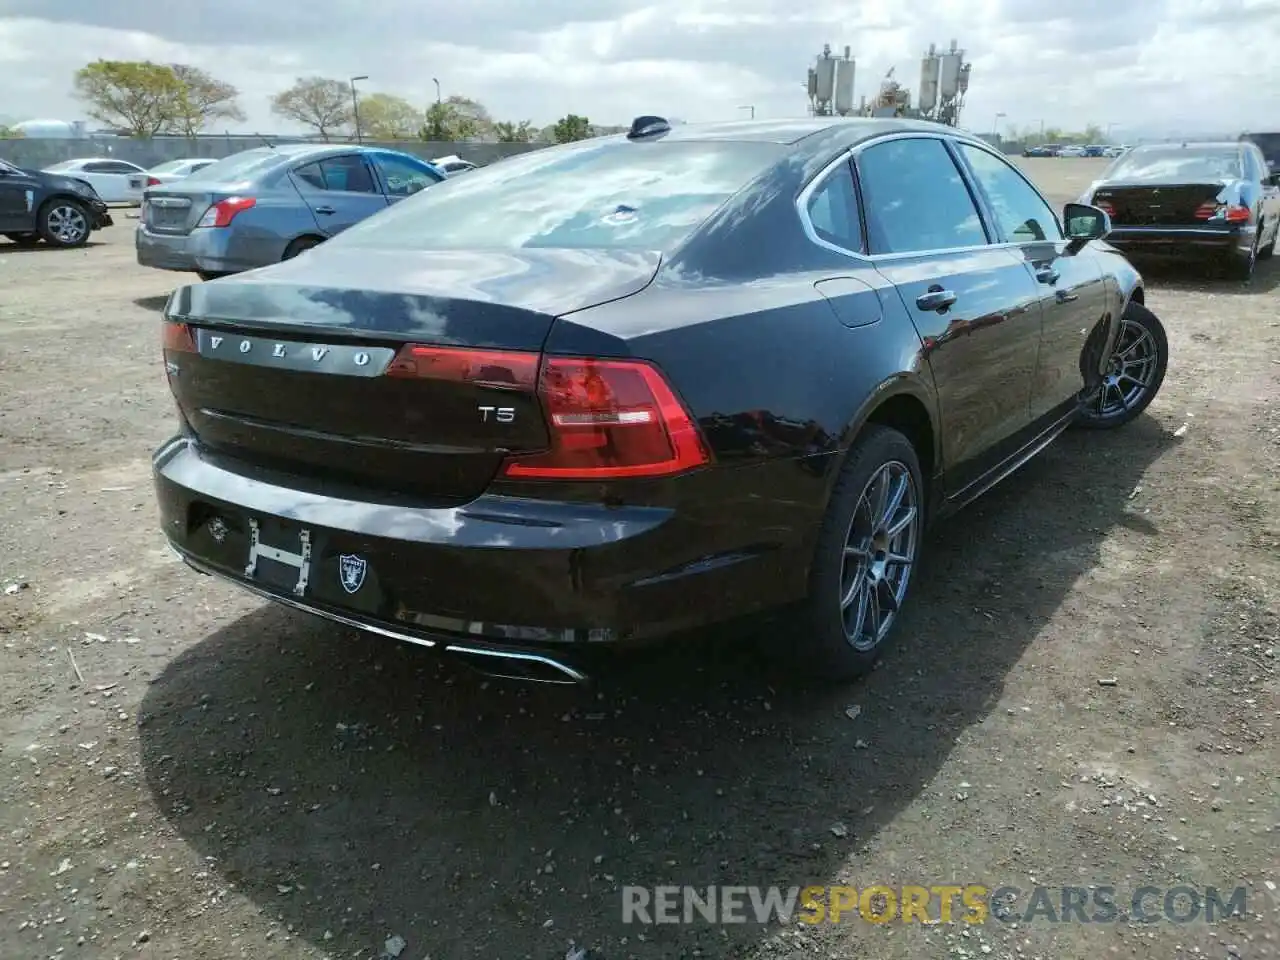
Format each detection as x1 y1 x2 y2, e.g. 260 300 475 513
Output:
953 141 1109 424
852 134 1047 497
0 162 39 232
79 161 133 203
289 154 389 236
367 151 443 203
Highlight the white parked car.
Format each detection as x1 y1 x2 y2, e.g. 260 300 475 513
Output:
145 158 219 185
41 157 147 203
431 154 478 176
1058 145 1087 158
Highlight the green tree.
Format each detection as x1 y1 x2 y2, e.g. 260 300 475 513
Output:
271 77 352 140
357 93 421 140
73 59 185 137
0 125 23 139
493 120 535 142
169 64 245 136
552 114 592 143
420 96 491 141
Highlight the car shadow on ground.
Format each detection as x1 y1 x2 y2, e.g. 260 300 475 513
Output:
0 240 106 253
1133 255 1280 295
133 295 171 311
138 416 1173 959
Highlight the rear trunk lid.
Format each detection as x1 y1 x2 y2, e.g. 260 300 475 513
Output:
163 247 660 503
1091 181 1230 226
142 184 222 235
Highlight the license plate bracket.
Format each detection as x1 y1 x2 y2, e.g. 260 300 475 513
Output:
244 517 312 596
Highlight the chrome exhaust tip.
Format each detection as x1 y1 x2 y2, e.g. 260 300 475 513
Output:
444 644 589 685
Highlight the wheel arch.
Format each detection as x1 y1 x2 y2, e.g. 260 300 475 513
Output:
833 375 939 502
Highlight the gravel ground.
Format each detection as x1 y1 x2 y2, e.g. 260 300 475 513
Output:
0 159 1277 960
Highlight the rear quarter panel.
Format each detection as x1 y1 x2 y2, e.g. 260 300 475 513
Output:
222 185 324 268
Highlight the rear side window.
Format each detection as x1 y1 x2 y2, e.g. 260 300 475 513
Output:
856 138 988 254
291 156 378 193
804 160 863 253
327 139 785 252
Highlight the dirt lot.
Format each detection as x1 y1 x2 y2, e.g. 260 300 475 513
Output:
0 158 1277 960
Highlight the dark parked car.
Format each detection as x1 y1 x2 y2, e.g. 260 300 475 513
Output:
1022 144 1055 158
1079 140 1280 279
154 116 1165 685
0 158 113 247
136 144 446 280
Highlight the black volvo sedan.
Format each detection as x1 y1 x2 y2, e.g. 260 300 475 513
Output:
155 116 1166 684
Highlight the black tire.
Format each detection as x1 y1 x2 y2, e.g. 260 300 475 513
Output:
36 198 91 248
4 233 41 246
794 425 925 681
1259 221 1276 261
283 235 323 260
196 271 228 281
1075 301 1168 430
1226 231 1258 280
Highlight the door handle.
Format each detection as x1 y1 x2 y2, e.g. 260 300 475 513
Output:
915 287 957 312
1055 289 1079 303
1035 265 1060 284
313 205 336 215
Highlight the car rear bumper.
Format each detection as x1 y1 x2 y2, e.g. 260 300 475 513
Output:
154 436 798 681
1105 224 1253 259
136 224 247 274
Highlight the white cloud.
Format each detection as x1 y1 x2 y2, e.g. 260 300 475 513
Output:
0 0 1277 136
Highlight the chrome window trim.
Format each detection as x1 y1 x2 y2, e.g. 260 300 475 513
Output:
795 148 869 262
795 130 1030 263
951 139 1066 244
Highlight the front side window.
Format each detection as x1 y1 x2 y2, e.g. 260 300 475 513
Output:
804 159 862 253
856 138 988 255
328 138 784 252
371 153 442 197
958 144 1062 243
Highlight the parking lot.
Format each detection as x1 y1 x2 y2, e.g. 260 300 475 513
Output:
0 157 1277 960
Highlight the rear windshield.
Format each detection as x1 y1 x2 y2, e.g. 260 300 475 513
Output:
1106 146 1242 182
329 138 784 252
181 147 295 184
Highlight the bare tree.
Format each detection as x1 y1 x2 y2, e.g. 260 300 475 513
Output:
169 64 245 136
271 77 352 140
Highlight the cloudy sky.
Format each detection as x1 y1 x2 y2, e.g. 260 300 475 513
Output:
0 0 1276 137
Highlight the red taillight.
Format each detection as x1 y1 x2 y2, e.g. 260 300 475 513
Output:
162 321 196 353
196 197 256 228
501 357 711 480
385 344 539 389
1195 202 1250 222
147 176 162 186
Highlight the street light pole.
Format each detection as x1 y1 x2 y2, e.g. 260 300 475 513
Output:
738 105 755 119
432 77 441 103
350 75 368 142
992 111 1006 137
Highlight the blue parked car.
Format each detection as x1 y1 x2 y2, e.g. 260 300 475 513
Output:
136 144 446 280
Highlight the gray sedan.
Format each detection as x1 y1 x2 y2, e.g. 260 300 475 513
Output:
136 144 445 279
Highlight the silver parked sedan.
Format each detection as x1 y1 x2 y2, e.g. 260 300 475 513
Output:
136 144 445 279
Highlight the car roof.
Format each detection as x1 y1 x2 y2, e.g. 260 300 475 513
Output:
652 117 966 145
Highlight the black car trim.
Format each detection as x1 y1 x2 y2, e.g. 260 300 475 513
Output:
168 541 590 683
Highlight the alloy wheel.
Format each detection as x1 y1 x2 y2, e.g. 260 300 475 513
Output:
1091 316 1159 419
47 205 88 245
838 460 920 651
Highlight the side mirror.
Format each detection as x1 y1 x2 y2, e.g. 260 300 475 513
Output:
1063 202 1110 243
